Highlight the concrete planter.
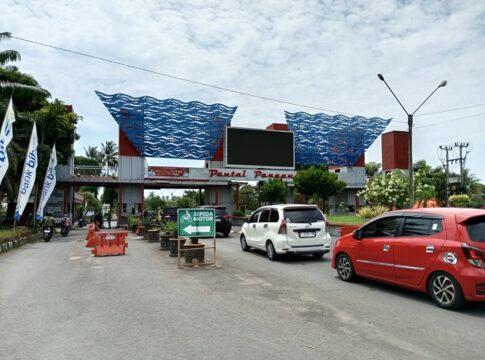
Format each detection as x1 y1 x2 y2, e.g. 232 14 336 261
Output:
0 233 40 255
146 229 160 242
169 238 186 257
160 232 172 250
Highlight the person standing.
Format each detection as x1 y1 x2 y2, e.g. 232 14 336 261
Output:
107 211 112 229
94 211 103 230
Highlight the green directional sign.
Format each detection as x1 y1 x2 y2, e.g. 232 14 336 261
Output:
177 208 215 238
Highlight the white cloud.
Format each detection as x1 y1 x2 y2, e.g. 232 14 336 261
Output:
1 0 485 181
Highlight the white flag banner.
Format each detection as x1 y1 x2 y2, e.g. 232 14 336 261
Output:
0 97 16 185
36 144 57 221
15 123 38 222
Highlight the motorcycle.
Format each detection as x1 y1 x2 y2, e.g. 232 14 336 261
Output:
77 216 86 228
42 226 53 242
60 216 71 237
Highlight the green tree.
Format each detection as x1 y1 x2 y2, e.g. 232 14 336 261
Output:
258 178 288 205
100 140 118 176
0 36 80 200
293 166 346 211
239 184 258 211
145 192 166 211
84 146 102 163
176 196 191 208
101 187 117 209
0 32 50 100
80 191 102 213
365 162 381 179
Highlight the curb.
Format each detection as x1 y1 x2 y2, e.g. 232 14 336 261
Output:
0 234 41 255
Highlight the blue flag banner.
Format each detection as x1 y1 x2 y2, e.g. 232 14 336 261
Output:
15 124 38 222
0 97 16 185
36 144 57 221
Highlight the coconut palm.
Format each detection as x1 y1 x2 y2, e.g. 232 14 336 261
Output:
84 146 102 163
0 32 50 98
100 141 118 176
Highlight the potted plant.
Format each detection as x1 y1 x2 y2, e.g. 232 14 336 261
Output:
160 221 177 250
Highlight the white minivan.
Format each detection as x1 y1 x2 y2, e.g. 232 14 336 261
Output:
240 204 332 260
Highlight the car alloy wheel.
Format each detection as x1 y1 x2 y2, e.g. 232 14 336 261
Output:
266 241 277 261
336 254 355 282
429 272 464 310
240 235 250 251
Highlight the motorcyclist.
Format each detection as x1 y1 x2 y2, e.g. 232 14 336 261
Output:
42 213 55 233
61 214 71 227
60 214 71 236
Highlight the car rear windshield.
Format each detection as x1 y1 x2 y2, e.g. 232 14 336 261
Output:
283 208 324 223
465 216 485 243
215 208 227 216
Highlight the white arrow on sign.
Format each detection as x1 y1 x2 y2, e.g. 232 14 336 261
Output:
183 225 211 234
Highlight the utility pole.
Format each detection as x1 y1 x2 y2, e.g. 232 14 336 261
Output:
439 145 453 207
452 142 470 192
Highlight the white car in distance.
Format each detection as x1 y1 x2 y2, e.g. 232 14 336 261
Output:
240 204 331 260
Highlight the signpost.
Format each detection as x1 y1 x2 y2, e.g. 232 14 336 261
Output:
177 208 217 269
177 208 215 238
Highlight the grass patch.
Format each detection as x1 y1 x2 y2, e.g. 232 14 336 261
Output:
327 215 367 226
0 228 33 245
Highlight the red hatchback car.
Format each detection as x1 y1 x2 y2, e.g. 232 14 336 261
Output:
332 208 485 310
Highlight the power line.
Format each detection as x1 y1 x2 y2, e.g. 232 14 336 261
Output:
10 34 484 126
10 34 360 116
415 112 485 129
415 103 485 117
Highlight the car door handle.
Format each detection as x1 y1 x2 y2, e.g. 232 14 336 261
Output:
426 245 435 253
383 245 390 252
263 224 268 228
252 224 256 228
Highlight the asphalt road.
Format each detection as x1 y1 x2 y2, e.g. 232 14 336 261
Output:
1 227 484 360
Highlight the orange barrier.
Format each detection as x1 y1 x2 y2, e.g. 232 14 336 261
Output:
85 224 99 248
85 224 95 240
91 231 129 257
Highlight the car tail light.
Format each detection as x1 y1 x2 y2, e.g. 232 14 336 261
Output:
278 220 287 234
462 243 485 268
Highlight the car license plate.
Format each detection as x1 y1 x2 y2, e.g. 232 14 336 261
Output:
299 231 316 238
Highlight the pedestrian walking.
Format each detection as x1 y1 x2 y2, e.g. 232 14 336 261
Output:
107 211 112 229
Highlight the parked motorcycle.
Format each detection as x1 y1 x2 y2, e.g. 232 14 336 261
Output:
42 226 53 242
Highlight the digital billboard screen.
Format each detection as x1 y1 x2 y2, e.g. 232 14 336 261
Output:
224 127 295 169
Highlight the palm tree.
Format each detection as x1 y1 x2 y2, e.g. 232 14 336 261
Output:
100 141 118 176
0 32 50 98
84 146 102 163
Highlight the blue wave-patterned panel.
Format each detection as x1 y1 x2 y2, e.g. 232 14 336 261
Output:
285 111 391 166
96 91 237 159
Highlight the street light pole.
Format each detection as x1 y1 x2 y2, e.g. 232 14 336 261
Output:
377 74 447 207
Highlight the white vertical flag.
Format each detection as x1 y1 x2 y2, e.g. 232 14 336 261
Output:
36 144 57 221
0 97 16 185
15 123 38 222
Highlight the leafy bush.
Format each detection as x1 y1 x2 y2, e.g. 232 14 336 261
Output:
449 194 470 208
357 205 389 219
0 228 33 245
161 221 178 237
232 210 244 217
128 215 140 232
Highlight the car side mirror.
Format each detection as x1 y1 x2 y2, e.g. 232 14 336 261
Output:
353 229 363 240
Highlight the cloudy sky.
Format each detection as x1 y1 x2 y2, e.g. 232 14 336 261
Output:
2 0 485 182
